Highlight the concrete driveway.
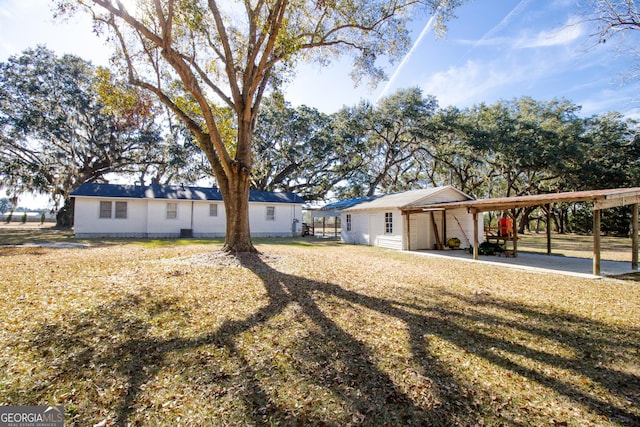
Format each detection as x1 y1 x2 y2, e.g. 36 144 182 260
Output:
408 249 637 279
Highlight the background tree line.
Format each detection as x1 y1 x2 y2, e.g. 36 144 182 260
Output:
253 88 640 235
0 47 210 225
1 49 638 234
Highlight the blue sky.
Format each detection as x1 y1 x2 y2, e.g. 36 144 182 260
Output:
287 0 640 118
1 0 639 119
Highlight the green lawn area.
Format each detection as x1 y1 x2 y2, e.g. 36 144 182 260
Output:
0 226 639 425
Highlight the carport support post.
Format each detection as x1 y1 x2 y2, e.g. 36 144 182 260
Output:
442 211 447 244
546 204 552 255
406 211 411 250
511 210 518 257
472 211 479 260
593 208 601 276
632 203 638 270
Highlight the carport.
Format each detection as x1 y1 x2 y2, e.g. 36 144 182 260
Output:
405 187 640 276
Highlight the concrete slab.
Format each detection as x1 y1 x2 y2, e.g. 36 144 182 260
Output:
407 249 637 279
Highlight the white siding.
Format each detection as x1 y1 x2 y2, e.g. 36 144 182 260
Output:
445 208 483 248
375 209 403 250
74 197 303 238
340 187 482 252
342 209 403 250
74 198 148 238
249 203 302 237
192 202 226 237
416 187 469 205
406 212 432 250
406 209 483 250
146 200 193 237
341 212 368 245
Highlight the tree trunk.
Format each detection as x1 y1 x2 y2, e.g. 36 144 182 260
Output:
219 168 257 253
215 117 258 253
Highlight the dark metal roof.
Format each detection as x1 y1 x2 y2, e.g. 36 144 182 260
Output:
70 183 304 204
319 196 380 211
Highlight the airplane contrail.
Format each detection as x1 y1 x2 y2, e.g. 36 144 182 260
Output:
459 0 531 61
376 0 531 103
376 13 438 102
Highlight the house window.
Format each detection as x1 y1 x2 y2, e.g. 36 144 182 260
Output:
209 204 218 217
166 202 178 219
115 202 128 219
99 201 112 218
385 212 393 234
346 214 352 232
266 206 275 221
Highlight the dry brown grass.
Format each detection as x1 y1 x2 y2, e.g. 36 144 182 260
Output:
517 232 636 262
0 233 638 426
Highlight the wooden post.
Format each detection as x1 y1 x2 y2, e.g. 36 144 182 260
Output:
593 208 601 276
632 203 638 270
322 216 326 237
334 216 338 238
546 203 552 255
442 211 447 245
473 211 479 260
431 212 443 250
406 212 411 251
511 211 518 257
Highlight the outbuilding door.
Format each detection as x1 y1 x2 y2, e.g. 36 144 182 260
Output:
409 213 431 250
368 214 376 245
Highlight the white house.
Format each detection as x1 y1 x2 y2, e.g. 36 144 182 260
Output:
70 183 304 238
339 186 483 251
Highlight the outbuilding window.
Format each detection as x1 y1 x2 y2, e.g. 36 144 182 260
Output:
115 202 128 219
346 214 352 232
166 202 178 219
385 212 393 234
209 203 218 217
266 206 275 221
99 201 112 218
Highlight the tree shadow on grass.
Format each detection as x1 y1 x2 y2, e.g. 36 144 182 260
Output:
19 253 640 426
430 291 640 424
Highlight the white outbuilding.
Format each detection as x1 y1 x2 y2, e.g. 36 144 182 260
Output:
70 182 304 238
339 186 482 251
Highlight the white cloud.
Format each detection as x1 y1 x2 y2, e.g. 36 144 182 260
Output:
418 38 596 110
0 7 13 19
515 19 586 48
456 16 586 54
419 60 518 107
576 85 640 117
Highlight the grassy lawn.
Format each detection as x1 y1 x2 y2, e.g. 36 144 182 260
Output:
0 227 638 426
517 232 636 262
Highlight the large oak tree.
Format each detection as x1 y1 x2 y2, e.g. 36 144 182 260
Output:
0 46 161 225
252 96 361 201
57 0 465 252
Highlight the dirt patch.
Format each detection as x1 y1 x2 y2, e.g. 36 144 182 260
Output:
1 242 89 248
165 250 281 268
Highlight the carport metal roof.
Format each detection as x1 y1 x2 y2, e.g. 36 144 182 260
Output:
402 187 640 214
402 187 640 276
